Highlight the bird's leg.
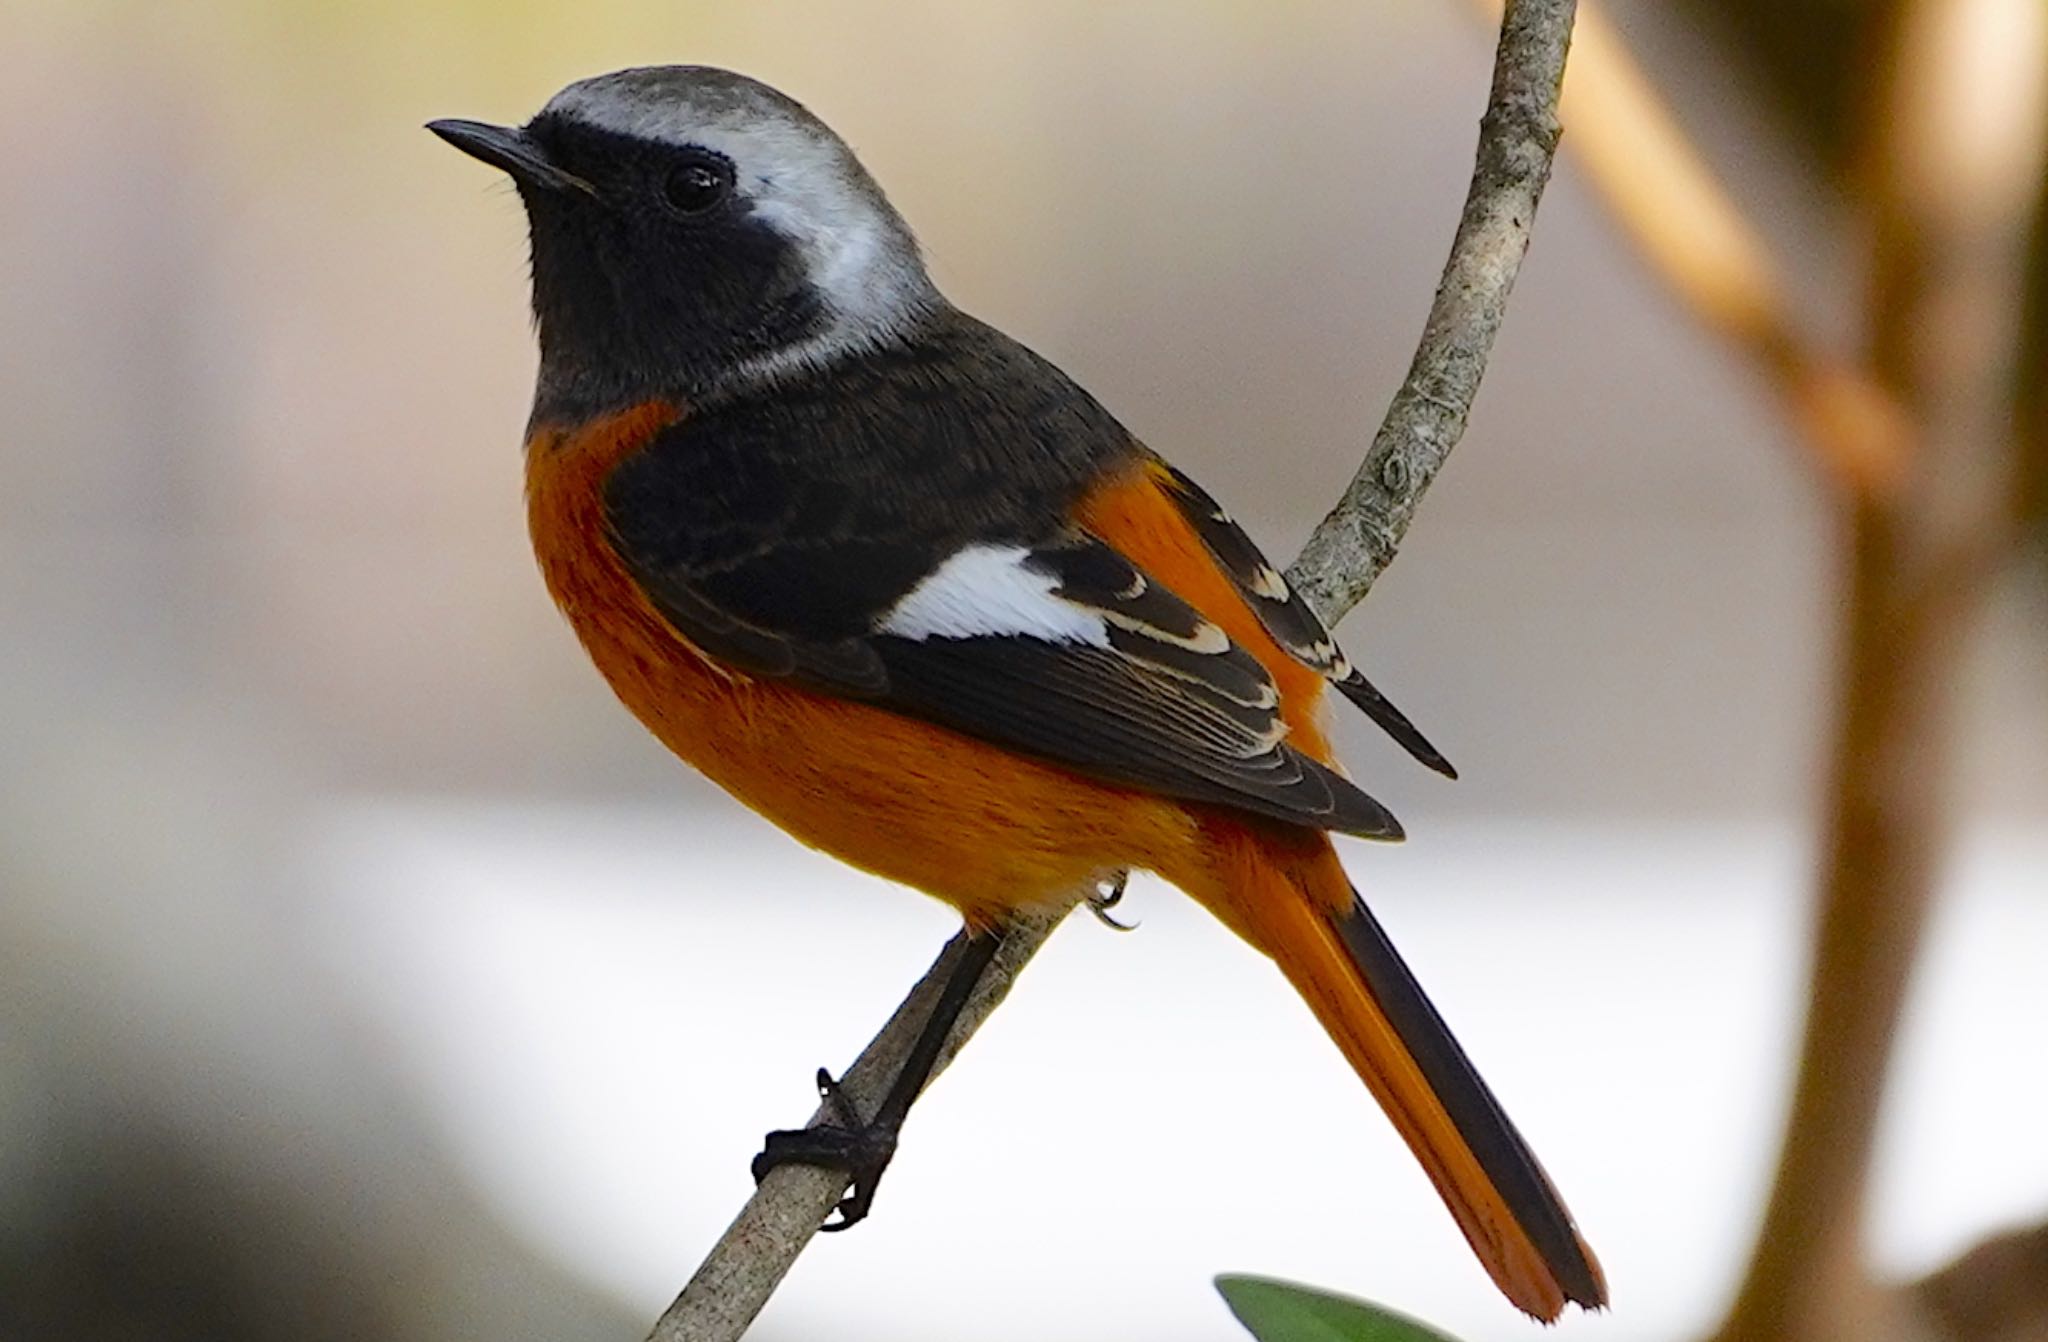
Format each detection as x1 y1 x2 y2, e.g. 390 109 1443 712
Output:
751 926 1004 1231
1086 869 1136 931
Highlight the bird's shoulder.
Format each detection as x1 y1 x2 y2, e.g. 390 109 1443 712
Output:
666 307 1137 500
600 307 1141 632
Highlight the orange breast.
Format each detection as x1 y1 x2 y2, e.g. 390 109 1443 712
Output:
522 404 1199 927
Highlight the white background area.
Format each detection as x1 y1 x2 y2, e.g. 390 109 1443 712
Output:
310 803 2048 1342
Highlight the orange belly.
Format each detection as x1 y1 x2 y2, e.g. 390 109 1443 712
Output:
524 403 1201 927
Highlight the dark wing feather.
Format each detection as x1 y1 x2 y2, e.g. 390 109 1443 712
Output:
1329 667 1456 779
631 568 890 693
1149 457 1457 778
873 635 1398 836
870 538 1401 838
611 483 1400 835
596 311 1404 836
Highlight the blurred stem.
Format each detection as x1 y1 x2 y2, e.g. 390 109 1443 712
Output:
1712 2 2046 1340
1716 504 1958 1342
1913 1219 2048 1338
2019 163 2048 537
648 4 1580 1339
1469 0 1915 496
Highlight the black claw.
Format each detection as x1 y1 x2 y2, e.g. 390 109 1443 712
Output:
752 1112 900 1231
1087 870 1138 931
813 1067 862 1126
752 1070 902 1230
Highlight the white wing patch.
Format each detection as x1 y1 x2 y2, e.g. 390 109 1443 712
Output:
879 545 1111 646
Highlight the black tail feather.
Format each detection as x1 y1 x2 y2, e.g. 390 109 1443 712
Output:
1333 894 1605 1310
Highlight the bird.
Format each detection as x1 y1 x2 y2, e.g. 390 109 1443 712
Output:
429 65 1605 1321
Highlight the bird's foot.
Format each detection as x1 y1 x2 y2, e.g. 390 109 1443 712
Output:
751 1067 899 1231
1087 870 1137 931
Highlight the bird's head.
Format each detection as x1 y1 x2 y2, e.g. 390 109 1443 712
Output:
431 66 938 419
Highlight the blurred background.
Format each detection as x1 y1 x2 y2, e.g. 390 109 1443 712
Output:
2 2 2043 1341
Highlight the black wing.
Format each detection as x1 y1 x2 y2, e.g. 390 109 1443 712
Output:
601 401 1400 834
872 538 1401 837
1148 457 1457 778
599 312 1403 836
612 522 1401 839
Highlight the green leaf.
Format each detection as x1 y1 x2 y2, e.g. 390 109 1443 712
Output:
1215 1275 1467 1342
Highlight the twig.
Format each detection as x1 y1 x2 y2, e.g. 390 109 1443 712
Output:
650 911 1065 1342
1289 0 1578 620
648 4 1579 1337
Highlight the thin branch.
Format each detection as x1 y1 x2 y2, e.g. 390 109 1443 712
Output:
649 4 1579 1337
1290 0 1578 621
650 910 1066 1342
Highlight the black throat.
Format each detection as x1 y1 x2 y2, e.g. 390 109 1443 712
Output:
516 117 849 427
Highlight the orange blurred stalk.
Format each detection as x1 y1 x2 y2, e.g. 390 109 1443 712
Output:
1469 0 1913 498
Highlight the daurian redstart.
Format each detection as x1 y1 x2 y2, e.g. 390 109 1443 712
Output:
431 66 1603 1320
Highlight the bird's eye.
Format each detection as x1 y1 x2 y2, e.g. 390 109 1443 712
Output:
660 153 734 217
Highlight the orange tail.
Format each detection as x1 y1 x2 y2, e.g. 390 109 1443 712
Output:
1201 826 1607 1320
